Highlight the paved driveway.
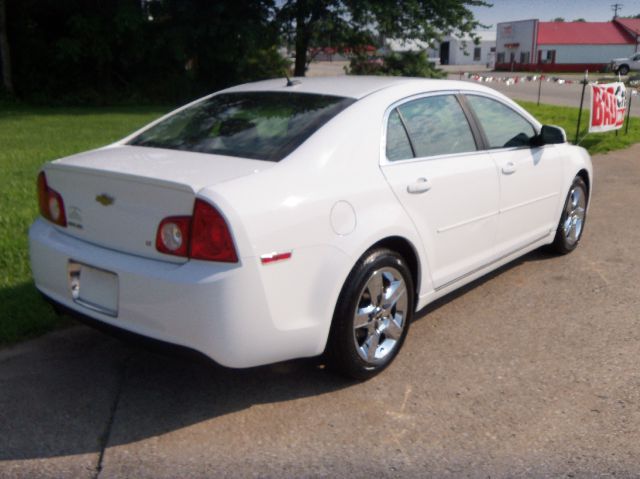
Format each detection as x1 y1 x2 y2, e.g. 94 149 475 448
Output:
1 145 640 478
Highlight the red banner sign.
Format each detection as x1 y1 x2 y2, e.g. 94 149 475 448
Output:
589 83 626 133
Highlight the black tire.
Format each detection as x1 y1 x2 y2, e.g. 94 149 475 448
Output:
326 248 414 380
618 65 630 76
550 176 588 254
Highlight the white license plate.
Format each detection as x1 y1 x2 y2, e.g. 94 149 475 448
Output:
67 261 119 317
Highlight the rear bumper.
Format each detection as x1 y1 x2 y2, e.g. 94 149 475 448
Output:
29 219 329 368
41 293 212 362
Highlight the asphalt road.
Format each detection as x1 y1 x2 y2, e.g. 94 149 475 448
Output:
2 145 640 478
456 74 640 118
308 61 640 116
455 72 588 108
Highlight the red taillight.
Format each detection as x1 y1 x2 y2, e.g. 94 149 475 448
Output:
155 216 191 257
37 172 67 227
190 199 238 263
155 199 238 263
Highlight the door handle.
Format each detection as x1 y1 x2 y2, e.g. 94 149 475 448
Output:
407 177 431 194
502 161 517 175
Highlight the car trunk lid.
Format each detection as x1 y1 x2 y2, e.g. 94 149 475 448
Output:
44 145 272 263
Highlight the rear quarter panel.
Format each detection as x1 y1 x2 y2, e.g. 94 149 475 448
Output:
199 91 430 347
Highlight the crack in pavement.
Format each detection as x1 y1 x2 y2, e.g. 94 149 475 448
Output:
93 353 133 479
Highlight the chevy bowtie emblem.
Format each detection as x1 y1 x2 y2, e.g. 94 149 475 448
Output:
95 193 115 206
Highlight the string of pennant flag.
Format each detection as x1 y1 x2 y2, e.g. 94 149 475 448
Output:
463 73 640 92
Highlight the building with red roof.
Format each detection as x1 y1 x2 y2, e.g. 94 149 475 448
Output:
615 18 640 39
496 18 640 72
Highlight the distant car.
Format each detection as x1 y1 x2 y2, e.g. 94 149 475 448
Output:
610 52 640 75
29 77 592 379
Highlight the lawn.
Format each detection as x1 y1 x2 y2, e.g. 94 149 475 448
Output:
0 100 639 346
517 100 640 154
0 105 165 345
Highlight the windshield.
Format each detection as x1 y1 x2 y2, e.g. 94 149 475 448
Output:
128 92 355 162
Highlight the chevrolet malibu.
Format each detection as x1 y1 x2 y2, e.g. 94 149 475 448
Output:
29 76 592 379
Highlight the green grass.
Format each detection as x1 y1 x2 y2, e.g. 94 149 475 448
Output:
0 105 166 345
1 100 639 346
517 100 640 154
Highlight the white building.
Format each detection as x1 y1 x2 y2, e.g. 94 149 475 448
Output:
384 31 496 67
434 31 496 66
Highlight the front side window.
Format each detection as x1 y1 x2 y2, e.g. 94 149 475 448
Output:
466 95 536 149
392 95 477 159
129 92 355 162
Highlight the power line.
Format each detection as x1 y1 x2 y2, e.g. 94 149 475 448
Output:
611 3 623 19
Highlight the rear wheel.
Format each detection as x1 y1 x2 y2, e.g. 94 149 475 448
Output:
326 248 414 380
550 176 588 254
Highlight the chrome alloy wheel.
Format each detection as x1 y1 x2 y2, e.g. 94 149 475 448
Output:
562 184 586 245
353 267 408 364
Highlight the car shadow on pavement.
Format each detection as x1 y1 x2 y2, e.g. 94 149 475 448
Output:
0 248 557 462
0 321 352 461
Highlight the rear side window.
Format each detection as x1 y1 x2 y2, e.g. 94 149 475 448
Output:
129 92 355 162
389 95 477 159
386 110 414 161
465 95 536 149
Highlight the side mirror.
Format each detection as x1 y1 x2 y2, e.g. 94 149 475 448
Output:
532 125 567 146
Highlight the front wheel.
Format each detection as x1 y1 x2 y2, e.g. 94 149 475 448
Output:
326 248 414 380
550 176 588 254
617 65 630 76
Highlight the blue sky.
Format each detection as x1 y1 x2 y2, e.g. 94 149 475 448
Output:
470 0 640 28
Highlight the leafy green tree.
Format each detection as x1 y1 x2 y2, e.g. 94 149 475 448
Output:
381 51 445 77
5 0 288 103
0 0 12 94
277 0 491 76
3 0 491 102
155 0 288 99
347 51 444 78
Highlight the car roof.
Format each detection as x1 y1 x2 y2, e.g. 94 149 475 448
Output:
221 76 497 100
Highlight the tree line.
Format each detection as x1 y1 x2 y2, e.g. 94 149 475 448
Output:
0 0 487 105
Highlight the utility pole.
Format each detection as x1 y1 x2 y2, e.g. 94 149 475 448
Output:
611 3 623 19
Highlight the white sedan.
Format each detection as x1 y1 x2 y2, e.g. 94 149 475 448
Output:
29 76 592 379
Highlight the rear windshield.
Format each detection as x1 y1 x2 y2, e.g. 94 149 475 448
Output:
128 92 355 162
